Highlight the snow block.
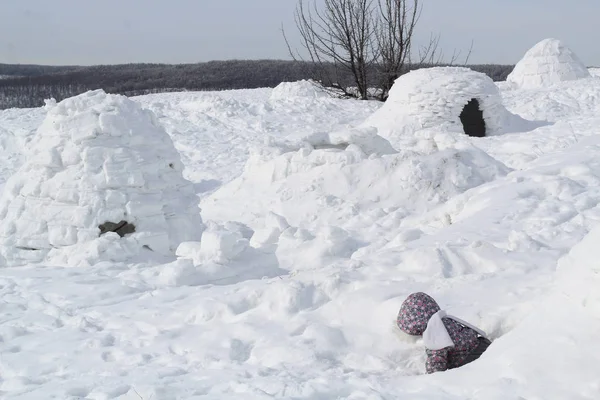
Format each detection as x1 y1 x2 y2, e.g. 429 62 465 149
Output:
250 212 290 249
0 90 204 265
199 227 249 264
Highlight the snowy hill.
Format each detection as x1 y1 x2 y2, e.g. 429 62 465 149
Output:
1 59 600 399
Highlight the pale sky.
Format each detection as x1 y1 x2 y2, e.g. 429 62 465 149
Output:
1 0 599 66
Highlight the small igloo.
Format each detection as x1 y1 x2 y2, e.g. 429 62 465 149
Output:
507 38 591 89
0 90 204 264
363 67 537 144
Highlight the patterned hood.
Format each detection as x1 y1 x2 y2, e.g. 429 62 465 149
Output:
397 292 441 335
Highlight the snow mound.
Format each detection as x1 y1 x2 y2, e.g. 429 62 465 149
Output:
507 38 591 89
0 90 203 265
363 67 540 146
270 80 331 100
588 67 600 78
202 141 510 229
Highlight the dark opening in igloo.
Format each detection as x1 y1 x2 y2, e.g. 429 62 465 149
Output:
459 98 486 137
99 221 136 237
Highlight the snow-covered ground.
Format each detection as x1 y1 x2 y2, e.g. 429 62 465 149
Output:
1 66 600 399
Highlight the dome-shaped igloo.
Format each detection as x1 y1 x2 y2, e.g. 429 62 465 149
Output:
0 90 204 265
363 67 538 144
507 38 591 89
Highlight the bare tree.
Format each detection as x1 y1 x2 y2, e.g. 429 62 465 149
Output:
283 0 377 100
374 0 474 100
284 0 473 101
375 0 420 100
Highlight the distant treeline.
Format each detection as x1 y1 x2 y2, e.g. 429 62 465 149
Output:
0 60 514 109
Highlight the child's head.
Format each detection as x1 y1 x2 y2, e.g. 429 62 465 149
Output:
397 292 441 336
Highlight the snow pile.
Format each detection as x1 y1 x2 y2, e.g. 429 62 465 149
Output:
0 90 203 265
363 67 540 147
589 67 600 78
203 140 510 229
270 79 331 101
507 38 591 89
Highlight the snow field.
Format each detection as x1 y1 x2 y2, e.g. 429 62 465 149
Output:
1 50 600 398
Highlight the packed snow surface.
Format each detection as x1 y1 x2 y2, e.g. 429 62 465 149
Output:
363 67 542 149
507 38 591 89
1 68 600 399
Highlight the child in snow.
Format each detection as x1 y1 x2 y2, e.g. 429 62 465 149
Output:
396 292 491 374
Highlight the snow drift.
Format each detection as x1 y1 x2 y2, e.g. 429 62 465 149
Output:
0 90 203 265
507 38 591 89
363 67 541 148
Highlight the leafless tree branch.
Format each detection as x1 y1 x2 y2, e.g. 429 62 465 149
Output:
284 0 475 100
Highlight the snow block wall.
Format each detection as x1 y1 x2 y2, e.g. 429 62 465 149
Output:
0 90 203 264
363 67 536 144
507 38 591 89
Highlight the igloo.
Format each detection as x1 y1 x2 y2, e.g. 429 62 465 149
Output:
0 90 204 264
507 38 591 89
363 67 538 143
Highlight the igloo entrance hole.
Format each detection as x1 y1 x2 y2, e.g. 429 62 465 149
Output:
99 221 136 237
313 143 349 151
459 98 486 137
